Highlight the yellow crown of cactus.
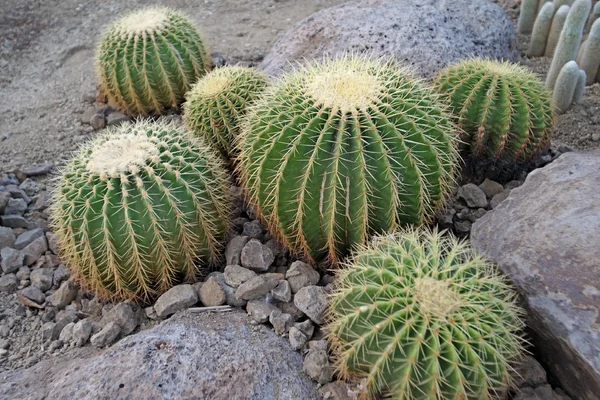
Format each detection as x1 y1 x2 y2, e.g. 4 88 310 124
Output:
434 59 553 162
183 66 268 158
236 55 459 264
96 7 212 116
327 228 525 400
49 120 230 301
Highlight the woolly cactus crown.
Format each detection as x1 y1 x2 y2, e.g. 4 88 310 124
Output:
49 120 230 301
96 7 211 116
327 228 526 400
237 55 459 264
183 66 268 158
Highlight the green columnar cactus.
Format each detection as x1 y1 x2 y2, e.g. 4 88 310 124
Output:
96 7 212 116
528 2 556 56
327 229 525 400
183 66 268 158
519 0 541 33
580 19 600 84
49 120 230 301
434 59 553 162
573 69 587 103
553 60 581 113
545 0 592 90
236 56 459 264
545 5 571 57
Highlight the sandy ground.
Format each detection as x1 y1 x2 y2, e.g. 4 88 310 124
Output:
0 0 598 173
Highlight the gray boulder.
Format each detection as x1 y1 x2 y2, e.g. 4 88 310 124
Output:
0 311 319 399
471 152 600 400
0 226 15 249
260 0 516 78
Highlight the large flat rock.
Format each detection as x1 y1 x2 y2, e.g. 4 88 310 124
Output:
471 151 600 400
260 0 517 78
0 311 318 399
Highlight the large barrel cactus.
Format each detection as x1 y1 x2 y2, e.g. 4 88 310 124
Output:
237 56 459 264
96 7 212 116
327 229 525 400
183 66 268 158
434 59 553 162
49 120 230 301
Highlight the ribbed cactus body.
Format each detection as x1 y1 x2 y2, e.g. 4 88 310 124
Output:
237 56 459 264
327 229 525 400
528 2 556 56
183 66 268 158
545 5 571 57
50 121 230 300
434 59 553 162
545 0 592 90
96 7 212 116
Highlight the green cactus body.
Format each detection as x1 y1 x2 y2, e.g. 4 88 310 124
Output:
528 2 556 57
553 60 581 113
580 19 600 85
237 56 459 264
96 7 212 116
49 120 230 301
519 0 541 33
545 0 592 90
327 229 525 400
545 5 571 57
434 59 553 162
183 66 268 158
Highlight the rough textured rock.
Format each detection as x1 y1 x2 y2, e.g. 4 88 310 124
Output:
223 264 257 288
49 280 79 309
0 226 16 249
271 280 292 302
303 346 334 384
198 276 226 307
1 247 23 273
457 183 488 208
72 319 93 347
20 286 45 305
294 285 328 324
30 268 53 291
260 0 516 78
286 261 320 293
225 236 250 265
21 235 48 265
13 228 44 250
471 152 600 400
246 299 279 323
91 321 121 348
240 239 274 272
154 284 198 319
100 303 138 335
235 275 280 301
0 311 318 399
0 274 17 293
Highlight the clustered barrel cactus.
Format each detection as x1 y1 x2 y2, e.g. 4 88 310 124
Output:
96 7 212 116
434 59 553 162
237 56 459 264
183 66 268 158
49 120 230 301
327 229 525 400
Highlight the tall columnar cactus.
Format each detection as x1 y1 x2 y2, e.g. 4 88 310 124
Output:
327 229 525 400
545 0 592 90
553 60 581 113
545 5 571 57
586 0 600 31
49 120 230 301
573 68 587 103
237 56 459 264
434 59 553 162
580 19 600 84
96 7 212 116
519 0 541 33
528 2 556 56
183 66 268 158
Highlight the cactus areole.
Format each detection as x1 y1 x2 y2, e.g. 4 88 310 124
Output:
50 121 230 301
96 7 212 116
237 56 459 264
327 229 525 400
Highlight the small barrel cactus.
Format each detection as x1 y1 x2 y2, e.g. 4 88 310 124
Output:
327 229 525 400
183 66 268 158
434 59 553 162
237 56 459 264
96 7 212 116
49 120 230 301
